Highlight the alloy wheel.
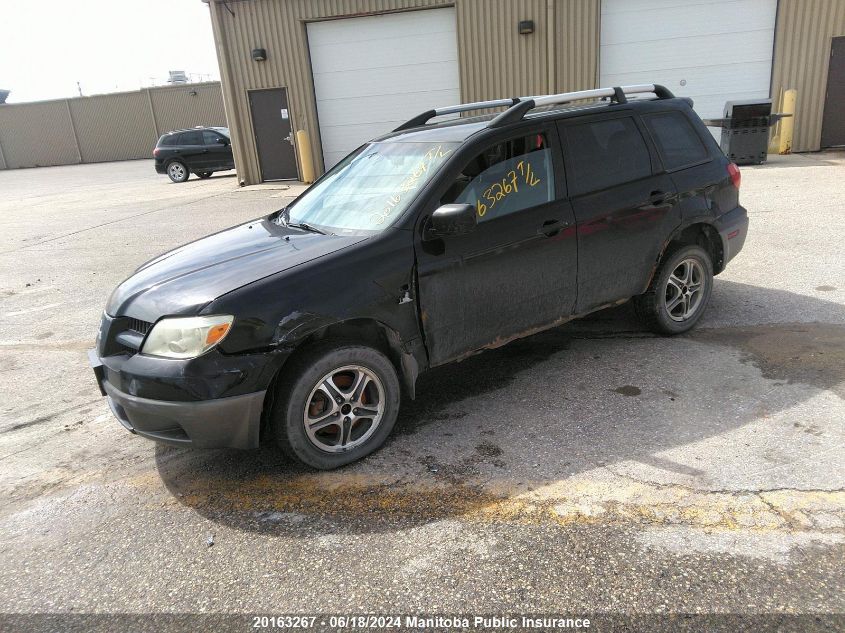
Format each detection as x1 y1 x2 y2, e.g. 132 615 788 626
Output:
302 365 385 453
168 163 186 181
664 258 705 322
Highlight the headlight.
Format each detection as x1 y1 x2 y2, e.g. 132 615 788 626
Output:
141 315 234 359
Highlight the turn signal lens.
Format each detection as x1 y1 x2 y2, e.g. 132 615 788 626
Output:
141 315 234 359
205 322 231 346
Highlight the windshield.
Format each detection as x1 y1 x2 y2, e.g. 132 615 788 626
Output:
284 142 458 234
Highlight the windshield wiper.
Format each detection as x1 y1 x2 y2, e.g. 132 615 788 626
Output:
277 206 330 235
286 221 327 235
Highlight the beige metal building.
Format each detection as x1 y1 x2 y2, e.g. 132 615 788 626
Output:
206 0 845 185
0 82 226 170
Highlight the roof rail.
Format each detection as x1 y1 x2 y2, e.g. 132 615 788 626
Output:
393 97 521 132
394 84 676 132
490 84 675 128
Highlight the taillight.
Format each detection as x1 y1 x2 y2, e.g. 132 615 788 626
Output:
153 147 161 157
727 162 741 190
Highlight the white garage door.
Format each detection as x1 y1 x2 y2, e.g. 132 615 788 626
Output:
600 0 777 123
307 8 460 169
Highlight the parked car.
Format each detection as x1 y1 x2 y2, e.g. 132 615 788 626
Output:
91 84 748 469
153 126 235 182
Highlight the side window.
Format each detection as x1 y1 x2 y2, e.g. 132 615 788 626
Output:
203 130 224 145
158 134 177 146
565 117 651 195
441 133 554 222
643 111 709 170
180 131 203 145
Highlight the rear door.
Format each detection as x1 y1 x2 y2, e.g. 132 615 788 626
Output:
177 130 208 171
558 113 680 313
415 126 578 366
641 108 728 223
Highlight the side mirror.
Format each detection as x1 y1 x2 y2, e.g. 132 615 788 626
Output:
219 137 230 146
427 203 477 238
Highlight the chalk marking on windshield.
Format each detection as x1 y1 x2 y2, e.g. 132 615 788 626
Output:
370 145 452 226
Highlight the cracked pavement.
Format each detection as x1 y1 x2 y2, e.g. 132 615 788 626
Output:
0 156 843 618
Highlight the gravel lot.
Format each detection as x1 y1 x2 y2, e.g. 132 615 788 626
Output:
0 156 843 626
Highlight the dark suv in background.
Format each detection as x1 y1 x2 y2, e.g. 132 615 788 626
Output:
153 126 234 182
93 84 748 469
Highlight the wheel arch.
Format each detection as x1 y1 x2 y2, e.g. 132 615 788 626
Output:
164 157 187 168
645 220 724 292
259 316 419 444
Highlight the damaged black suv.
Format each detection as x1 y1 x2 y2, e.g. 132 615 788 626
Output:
90 84 748 469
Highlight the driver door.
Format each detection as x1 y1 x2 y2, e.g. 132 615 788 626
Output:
202 130 231 170
415 126 577 366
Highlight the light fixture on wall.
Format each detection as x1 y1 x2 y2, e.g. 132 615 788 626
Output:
188 89 197 96
252 48 267 62
518 20 534 35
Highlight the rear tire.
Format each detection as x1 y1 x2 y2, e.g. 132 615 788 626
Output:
271 342 401 470
197 171 213 179
633 244 713 335
167 161 189 183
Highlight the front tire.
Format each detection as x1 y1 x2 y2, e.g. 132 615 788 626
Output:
271 343 401 469
633 245 713 335
167 161 189 183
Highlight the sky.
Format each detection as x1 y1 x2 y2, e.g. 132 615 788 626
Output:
0 0 220 103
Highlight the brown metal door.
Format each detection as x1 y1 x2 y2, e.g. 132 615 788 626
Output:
821 37 845 148
248 88 299 180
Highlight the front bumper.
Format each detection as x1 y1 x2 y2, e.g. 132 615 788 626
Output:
89 340 286 449
104 378 265 449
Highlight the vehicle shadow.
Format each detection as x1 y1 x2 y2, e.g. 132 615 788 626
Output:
155 279 844 536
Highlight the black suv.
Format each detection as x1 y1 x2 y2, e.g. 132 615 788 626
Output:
153 126 235 182
92 84 748 469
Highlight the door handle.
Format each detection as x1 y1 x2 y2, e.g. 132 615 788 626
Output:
202 149 209 153
539 219 567 237
284 133 294 145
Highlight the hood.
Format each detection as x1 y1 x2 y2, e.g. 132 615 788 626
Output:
106 217 366 321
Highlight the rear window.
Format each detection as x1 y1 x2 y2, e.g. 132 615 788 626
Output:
564 117 651 195
644 111 709 170
157 134 178 147
180 131 203 145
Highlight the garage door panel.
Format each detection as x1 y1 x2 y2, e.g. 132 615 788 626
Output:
314 89 460 127
312 64 460 101
601 0 771 13
322 121 406 146
309 8 460 169
601 0 776 44
307 9 454 45
600 0 776 125
601 30 775 75
602 62 774 97
309 31 458 73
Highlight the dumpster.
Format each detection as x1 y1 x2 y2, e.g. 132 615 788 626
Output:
703 99 791 165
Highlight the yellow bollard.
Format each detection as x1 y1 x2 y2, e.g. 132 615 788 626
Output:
778 89 796 155
295 129 316 184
